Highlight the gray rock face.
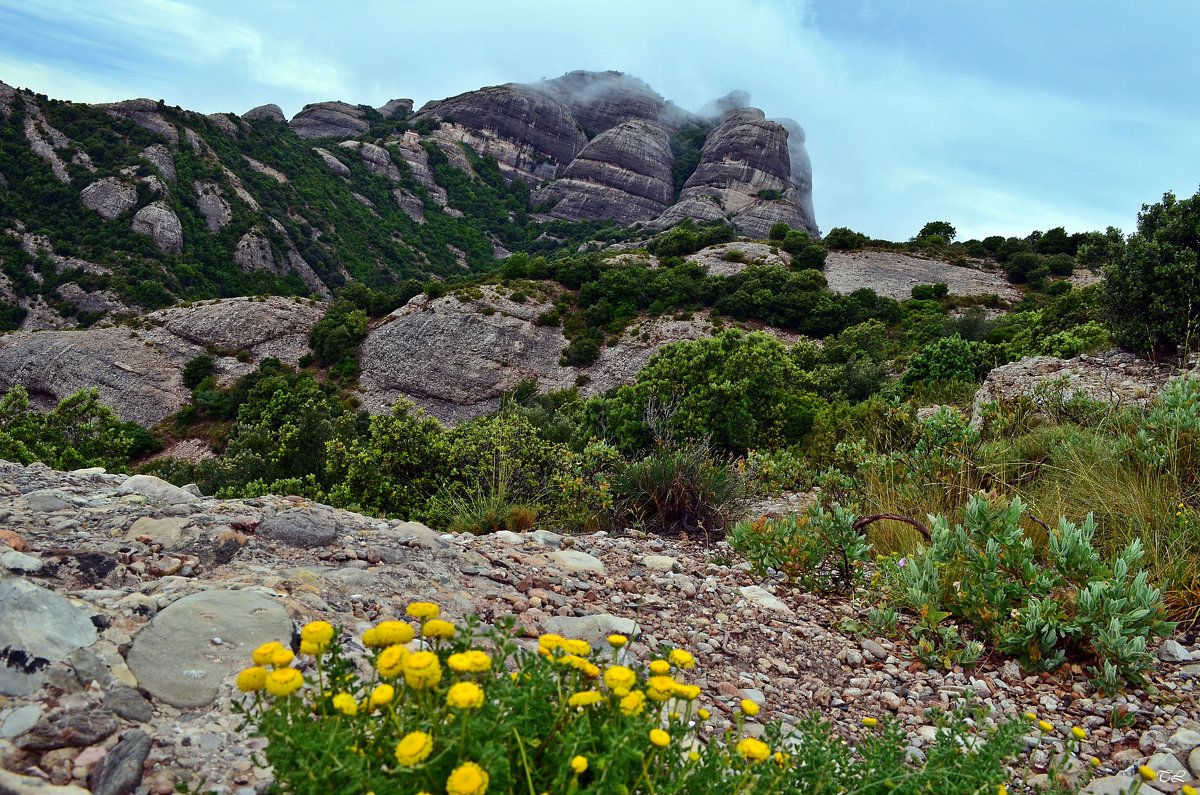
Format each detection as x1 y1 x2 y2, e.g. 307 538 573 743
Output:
139 144 176 182
258 507 343 548
89 729 152 795
242 103 286 123
193 180 232 231
0 578 99 696
377 98 413 119
314 147 351 177
233 232 278 273
533 120 674 225
80 178 138 220
358 142 402 181
653 107 817 237
533 70 678 134
416 83 587 173
0 79 14 118
99 99 178 147
126 590 292 708
289 101 369 139
131 201 183 254
0 296 323 425
206 112 241 137
116 474 200 506
56 283 127 316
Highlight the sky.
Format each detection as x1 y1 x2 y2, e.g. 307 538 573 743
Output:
1 0 1198 242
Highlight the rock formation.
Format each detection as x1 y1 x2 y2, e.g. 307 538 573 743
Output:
99 99 179 147
241 103 286 124
130 202 183 254
289 101 370 139
377 98 413 119
532 120 675 225
80 178 138 221
193 180 232 231
533 70 680 134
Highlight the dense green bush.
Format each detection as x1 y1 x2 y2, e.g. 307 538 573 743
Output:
730 503 868 591
823 226 870 250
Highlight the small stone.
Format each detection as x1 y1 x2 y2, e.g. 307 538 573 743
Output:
541 614 638 647
1159 639 1193 662
0 529 27 551
102 688 153 723
861 639 887 661
1 550 44 574
1 704 43 738
550 550 606 575
17 707 118 751
738 585 792 614
642 555 678 572
89 729 152 795
1169 728 1200 750
1144 752 1190 792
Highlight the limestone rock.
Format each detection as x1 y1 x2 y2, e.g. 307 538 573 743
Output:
533 120 675 225
242 103 286 124
416 83 587 178
206 112 241 137
541 614 640 647
652 107 817 237
258 507 342 548
0 769 92 794
131 201 183 254
88 729 152 795
0 79 14 118
824 250 1020 302
359 142 402 181
550 549 606 575
0 578 98 696
125 590 292 708
243 155 288 183
534 70 678 135
80 178 137 220
139 144 176 182
116 474 199 506
377 98 413 119
289 101 369 139
233 232 278 273
193 180 232 231
55 283 127 316
314 147 351 178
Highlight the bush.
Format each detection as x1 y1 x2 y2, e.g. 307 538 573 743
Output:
768 222 790 241
730 503 868 591
911 283 948 300
888 493 1174 691
234 611 1041 795
182 354 215 390
823 226 869 250
0 385 148 471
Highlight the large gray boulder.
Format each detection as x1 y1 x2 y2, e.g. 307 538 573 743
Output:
80 178 137 220
377 98 413 119
98 99 178 147
532 120 675 225
131 201 183 254
139 144 176 182
193 180 232 231
242 103 286 123
289 101 369 139
0 577 99 696
652 107 818 237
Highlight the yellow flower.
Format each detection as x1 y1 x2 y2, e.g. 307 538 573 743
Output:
603 665 637 695
1071 726 1086 740
446 681 485 710
270 648 294 668
736 737 770 762
369 684 395 708
568 690 603 708
649 729 670 748
1038 720 1054 733
403 650 442 689
406 601 440 621
299 640 322 656
332 692 357 715
376 645 409 678
997 786 1007 795
647 675 676 702
562 638 591 656
538 634 564 654
862 717 878 728
251 641 285 666
774 751 790 766
422 619 456 639
671 682 701 701
264 667 304 697
649 660 670 675
368 620 415 647
668 649 696 669
698 708 711 720
1182 785 1197 795
1089 757 1101 768
570 755 588 774
1138 765 1157 782
558 654 600 678
446 761 489 795
300 620 334 650
1023 711 1037 721
607 634 628 647
620 690 647 715
448 650 492 673
394 731 433 767
740 699 761 717
235 666 267 692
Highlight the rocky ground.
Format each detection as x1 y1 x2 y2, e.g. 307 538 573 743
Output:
825 250 1022 302
1 462 1198 794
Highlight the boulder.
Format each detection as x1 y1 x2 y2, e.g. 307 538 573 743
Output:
533 70 679 134
80 178 137 220
193 180 232 231
139 143 176 182
359 142 402 181
233 231 278 273
98 99 178 147
257 507 342 548
532 120 675 225
131 201 183 254
314 147 351 178
289 101 369 139
116 474 200 505
377 98 413 119
242 103 286 123
125 590 292 708
0 578 99 696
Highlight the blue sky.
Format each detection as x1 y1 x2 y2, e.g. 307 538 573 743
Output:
1 0 1197 242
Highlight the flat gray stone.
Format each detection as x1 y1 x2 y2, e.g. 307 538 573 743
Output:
17 706 117 751
1159 639 1193 662
22 490 71 512
1145 752 1190 792
738 585 793 615
861 639 888 661
1170 728 1200 750
2 550 44 574
258 507 341 548
641 554 678 572
1082 775 1163 794
124 517 191 547
550 549 606 575
103 687 153 723
126 589 291 708
1 704 43 738
89 729 152 795
1189 746 1200 778
542 613 639 647
0 577 99 696
115 474 198 505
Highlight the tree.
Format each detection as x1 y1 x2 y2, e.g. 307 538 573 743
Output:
915 221 957 243
1103 189 1200 359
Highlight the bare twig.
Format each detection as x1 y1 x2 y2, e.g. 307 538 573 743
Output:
852 513 932 543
